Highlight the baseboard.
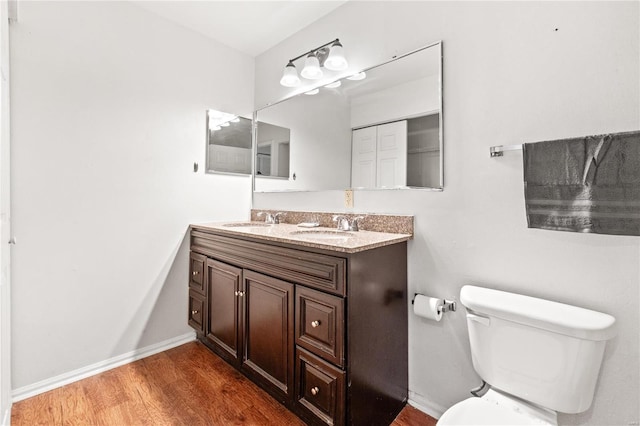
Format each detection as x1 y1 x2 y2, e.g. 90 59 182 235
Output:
1 404 10 426
408 390 446 420
12 331 196 402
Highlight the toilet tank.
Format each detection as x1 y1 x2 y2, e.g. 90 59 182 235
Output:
460 285 616 414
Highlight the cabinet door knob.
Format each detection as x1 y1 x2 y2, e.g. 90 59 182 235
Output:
191 310 198 315
235 291 244 297
239 291 245 297
235 291 240 296
311 320 321 328
192 271 198 276
310 386 320 396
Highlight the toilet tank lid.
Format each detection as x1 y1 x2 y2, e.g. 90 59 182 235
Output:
460 285 617 341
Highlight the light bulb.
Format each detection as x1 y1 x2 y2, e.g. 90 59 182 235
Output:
347 71 366 81
280 61 300 87
324 41 348 71
300 52 323 80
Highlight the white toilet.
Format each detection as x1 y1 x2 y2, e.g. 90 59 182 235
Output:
438 285 617 425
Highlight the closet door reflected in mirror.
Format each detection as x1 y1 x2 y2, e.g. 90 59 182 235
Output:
254 41 443 192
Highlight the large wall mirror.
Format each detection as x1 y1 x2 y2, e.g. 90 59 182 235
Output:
254 41 443 192
206 110 252 175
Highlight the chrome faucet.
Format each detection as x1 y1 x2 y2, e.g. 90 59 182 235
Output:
257 211 285 224
332 215 365 231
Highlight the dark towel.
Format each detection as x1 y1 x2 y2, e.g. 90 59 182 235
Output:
523 130 640 236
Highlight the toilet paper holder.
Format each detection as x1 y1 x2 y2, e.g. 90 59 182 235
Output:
412 294 457 314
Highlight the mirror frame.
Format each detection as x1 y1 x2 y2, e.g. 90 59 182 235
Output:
251 40 443 194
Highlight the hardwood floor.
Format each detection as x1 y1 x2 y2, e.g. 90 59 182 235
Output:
12 341 437 425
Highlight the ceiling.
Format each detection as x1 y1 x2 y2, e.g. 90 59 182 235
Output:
133 1 348 57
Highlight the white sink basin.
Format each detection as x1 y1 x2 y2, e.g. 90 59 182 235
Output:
223 222 272 229
289 230 354 242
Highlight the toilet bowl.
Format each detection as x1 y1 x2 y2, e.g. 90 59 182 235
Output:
437 285 616 426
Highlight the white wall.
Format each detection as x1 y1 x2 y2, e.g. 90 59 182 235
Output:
255 90 351 191
254 2 640 425
351 75 439 128
0 1 12 422
10 1 253 392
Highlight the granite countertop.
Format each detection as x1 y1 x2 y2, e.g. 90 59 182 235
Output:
190 222 412 254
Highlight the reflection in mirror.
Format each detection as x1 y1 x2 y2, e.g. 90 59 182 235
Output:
256 122 291 178
206 110 252 175
254 41 442 192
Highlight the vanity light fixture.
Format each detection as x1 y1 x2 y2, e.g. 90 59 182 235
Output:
279 38 348 87
208 109 238 132
347 71 366 81
280 61 301 87
300 52 323 80
323 40 348 71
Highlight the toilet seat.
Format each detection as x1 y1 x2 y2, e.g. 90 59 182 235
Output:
437 390 557 426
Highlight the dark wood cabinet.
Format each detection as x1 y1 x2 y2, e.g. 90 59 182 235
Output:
205 259 242 367
189 229 407 426
188 290 205 334
242 270 294 402
296 347 345 426
189 252 206 295
296 286 344 367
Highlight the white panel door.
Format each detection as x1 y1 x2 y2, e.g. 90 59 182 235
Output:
351 126 377 188
376 121 407 188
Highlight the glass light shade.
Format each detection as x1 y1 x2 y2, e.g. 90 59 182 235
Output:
280 62 301 87
324 41 348 71
208 110 223 119
325 80 341 88
347 71 366 81
304 88 319 95
300 53 323 80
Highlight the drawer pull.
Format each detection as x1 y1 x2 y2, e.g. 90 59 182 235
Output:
310 386 320 396
311 320 321 328
191 310 199 315
192 271 199 276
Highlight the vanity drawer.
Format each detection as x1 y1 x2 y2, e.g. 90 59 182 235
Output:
296 348 345 426
188 290 205 334
191 231 346 296
296 286 344 367
189 252 206 295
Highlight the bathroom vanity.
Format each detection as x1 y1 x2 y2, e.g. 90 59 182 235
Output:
188 219 411 426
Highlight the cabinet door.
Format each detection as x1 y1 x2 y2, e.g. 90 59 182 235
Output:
351 126 377 188
376 120 407 188
205 259 242 367
242 270 294 402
